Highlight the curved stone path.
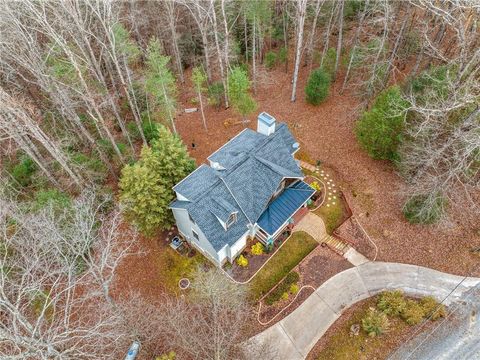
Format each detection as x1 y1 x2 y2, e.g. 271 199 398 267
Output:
249 262 480 360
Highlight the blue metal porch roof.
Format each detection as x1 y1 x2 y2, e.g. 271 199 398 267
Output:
257 181 315 235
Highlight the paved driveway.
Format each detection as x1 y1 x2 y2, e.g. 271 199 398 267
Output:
249 262 480 359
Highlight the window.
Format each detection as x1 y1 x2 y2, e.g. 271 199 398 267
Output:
188 213 195 224
226 213 237 229
192 229 199 241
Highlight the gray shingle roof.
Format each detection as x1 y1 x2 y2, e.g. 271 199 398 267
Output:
173 164 219 201
208 129 266 169
210 198 237 223
170 121 304 251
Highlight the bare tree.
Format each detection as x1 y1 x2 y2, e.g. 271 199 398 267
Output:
398 0 480 222
305 0 325 69
160 268 274 360
333 0 345 81
341 0 369 93
183 0 214 82
290 0 308 102
0 89 83 187
165 1 185 83
0 190 140 359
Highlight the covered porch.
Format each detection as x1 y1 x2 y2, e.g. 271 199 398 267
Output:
256 180 315 245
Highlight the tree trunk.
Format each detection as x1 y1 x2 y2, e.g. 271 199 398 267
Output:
166 1 184 83
198 90 207 131
291 0 307 102
252 17 257 94
341 0 369 93
382 4 411 88
333 0 345 81
320 1 337 67
210 0 228 109
221 0 231 106
305 0 324 69
283 5 289 73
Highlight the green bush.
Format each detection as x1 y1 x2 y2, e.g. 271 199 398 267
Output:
409 65 450 103
281 292 289 300
305 68 331 105
208 81 224 109
321 48 337 76
377 290 406 317
401 300 425 325
277 47 288 64
403 194 446 224
127 122 141 141
290 283 299 294
71 152 108 182
10 157 37 188
32 189 71 211
264 271 300 305
344 0 364 19
142 119 161 144
265 51 277 69
355 86 410 161
362 307 390 337
420 296 447 321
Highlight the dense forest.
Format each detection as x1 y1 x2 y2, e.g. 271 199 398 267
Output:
0 0 479 359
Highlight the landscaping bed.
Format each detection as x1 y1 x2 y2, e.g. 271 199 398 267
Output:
249 231 318 300
256 242 352 327
307 292 446 360
335 217 377 260
224 231 292 283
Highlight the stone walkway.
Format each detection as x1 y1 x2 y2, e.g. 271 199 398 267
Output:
294 212 327 240
294 213 368 265
249 262 480 359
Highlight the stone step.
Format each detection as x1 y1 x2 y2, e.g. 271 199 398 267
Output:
319 234 350 255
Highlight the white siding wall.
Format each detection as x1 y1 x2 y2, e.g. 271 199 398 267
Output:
228 232 248 261
218 245 228 264
171 208 220 265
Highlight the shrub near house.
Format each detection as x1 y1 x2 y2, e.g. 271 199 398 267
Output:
119 125 195 235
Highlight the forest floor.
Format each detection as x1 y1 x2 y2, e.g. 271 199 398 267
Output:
174 64 480 278
111 63 479 358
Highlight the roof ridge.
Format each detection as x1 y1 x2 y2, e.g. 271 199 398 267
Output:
254 155 300 177
219 177 252 224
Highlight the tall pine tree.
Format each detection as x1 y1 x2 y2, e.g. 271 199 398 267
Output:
145 39 178 133
228 67 257 124
119 125 195 235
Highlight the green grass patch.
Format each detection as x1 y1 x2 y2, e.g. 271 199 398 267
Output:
315 199 345 234
249 231 318 300
157 247 209 294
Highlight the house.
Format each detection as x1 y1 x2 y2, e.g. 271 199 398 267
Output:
169 112 315 266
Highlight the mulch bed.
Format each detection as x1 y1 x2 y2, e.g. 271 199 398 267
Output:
226 232 291 282
297 244 353 288
255 245 353 331
226 252 270 283
306 297 439 360
174 64 480 278
335 217 377 260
